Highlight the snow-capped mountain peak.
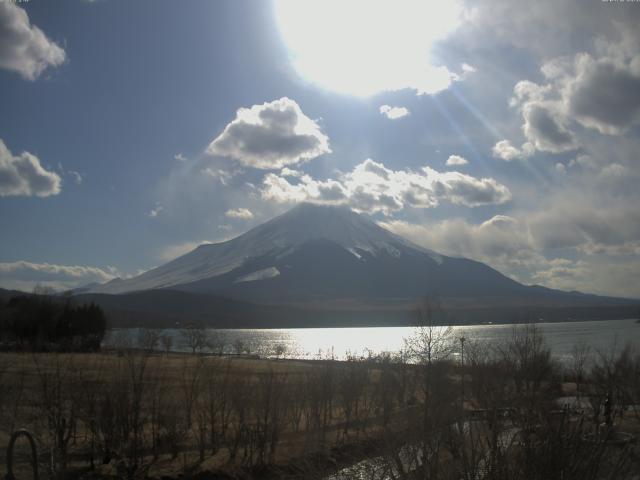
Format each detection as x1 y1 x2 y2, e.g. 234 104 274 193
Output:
240 203 425 254
91 203 443 295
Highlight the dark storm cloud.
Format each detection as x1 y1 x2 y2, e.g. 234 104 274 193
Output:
523 103 578 153
567 57 640 135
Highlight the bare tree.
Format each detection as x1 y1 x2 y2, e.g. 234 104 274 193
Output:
76 355 108 469
338 359 368 437
498 322 554 408
197 358 233 458
32 283 57 296
181 324 208 354
137 327 161 353
272 343 288 359
571 341 591 396
32 353 80 474
591 342 636 423
403 297 457 479
179 356 204 428
0 355 26 435
104 328 132 353
160 333 173 355
98 350 149 469
228 375 252 462
406 296 454 366
252 369 289 464
233 338 245 356
147 359 169 460
207 329 227 355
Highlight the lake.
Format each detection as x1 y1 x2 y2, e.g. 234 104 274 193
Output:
108 318 640 363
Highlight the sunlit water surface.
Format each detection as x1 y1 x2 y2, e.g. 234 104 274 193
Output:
108 318 640 363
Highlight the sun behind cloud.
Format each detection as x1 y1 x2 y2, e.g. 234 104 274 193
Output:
274 0 462 97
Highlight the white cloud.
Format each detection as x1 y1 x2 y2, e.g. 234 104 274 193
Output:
174 153 187 162
261 159 511 215
207 97 331 169
510 80 552 107
598 163 627 181
158 240 213 262
445 154 468 166
461 63 476 73
0 3 66 80
68 170 83 184
380 215 539 273
0 139 61 197
568 154 598 170
202 167 234 186
491 140 534 161
0 261 119 292
531 258 588 287
56 162 83 185
529 200 640 254
280 167 302 178
379 105 410 120
148 203 163 218
262 172 348 207
532 257 640 299
225 208 254 220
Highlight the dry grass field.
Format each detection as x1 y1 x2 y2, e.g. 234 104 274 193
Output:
0 350 420 479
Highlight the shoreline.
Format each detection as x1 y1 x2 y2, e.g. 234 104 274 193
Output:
108 315 640 331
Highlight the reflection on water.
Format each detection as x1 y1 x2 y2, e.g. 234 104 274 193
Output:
107 318 640 362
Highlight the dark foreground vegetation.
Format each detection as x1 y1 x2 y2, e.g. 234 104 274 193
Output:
1 309 639 479
0 292 107 351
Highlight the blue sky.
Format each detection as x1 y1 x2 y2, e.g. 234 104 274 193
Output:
1 0 640 298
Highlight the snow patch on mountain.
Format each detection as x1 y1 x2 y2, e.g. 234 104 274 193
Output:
235 267 280 283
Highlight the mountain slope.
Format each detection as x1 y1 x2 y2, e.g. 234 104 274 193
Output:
90 203 633 308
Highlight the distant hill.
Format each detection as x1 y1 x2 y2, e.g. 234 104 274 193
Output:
67 290 640 328
0 288 29 302
2 287 638 328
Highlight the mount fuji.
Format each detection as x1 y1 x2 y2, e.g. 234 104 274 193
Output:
88 203 633 323
92 203 525 299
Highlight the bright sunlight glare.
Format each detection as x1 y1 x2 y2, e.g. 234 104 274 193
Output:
274 0 462 97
